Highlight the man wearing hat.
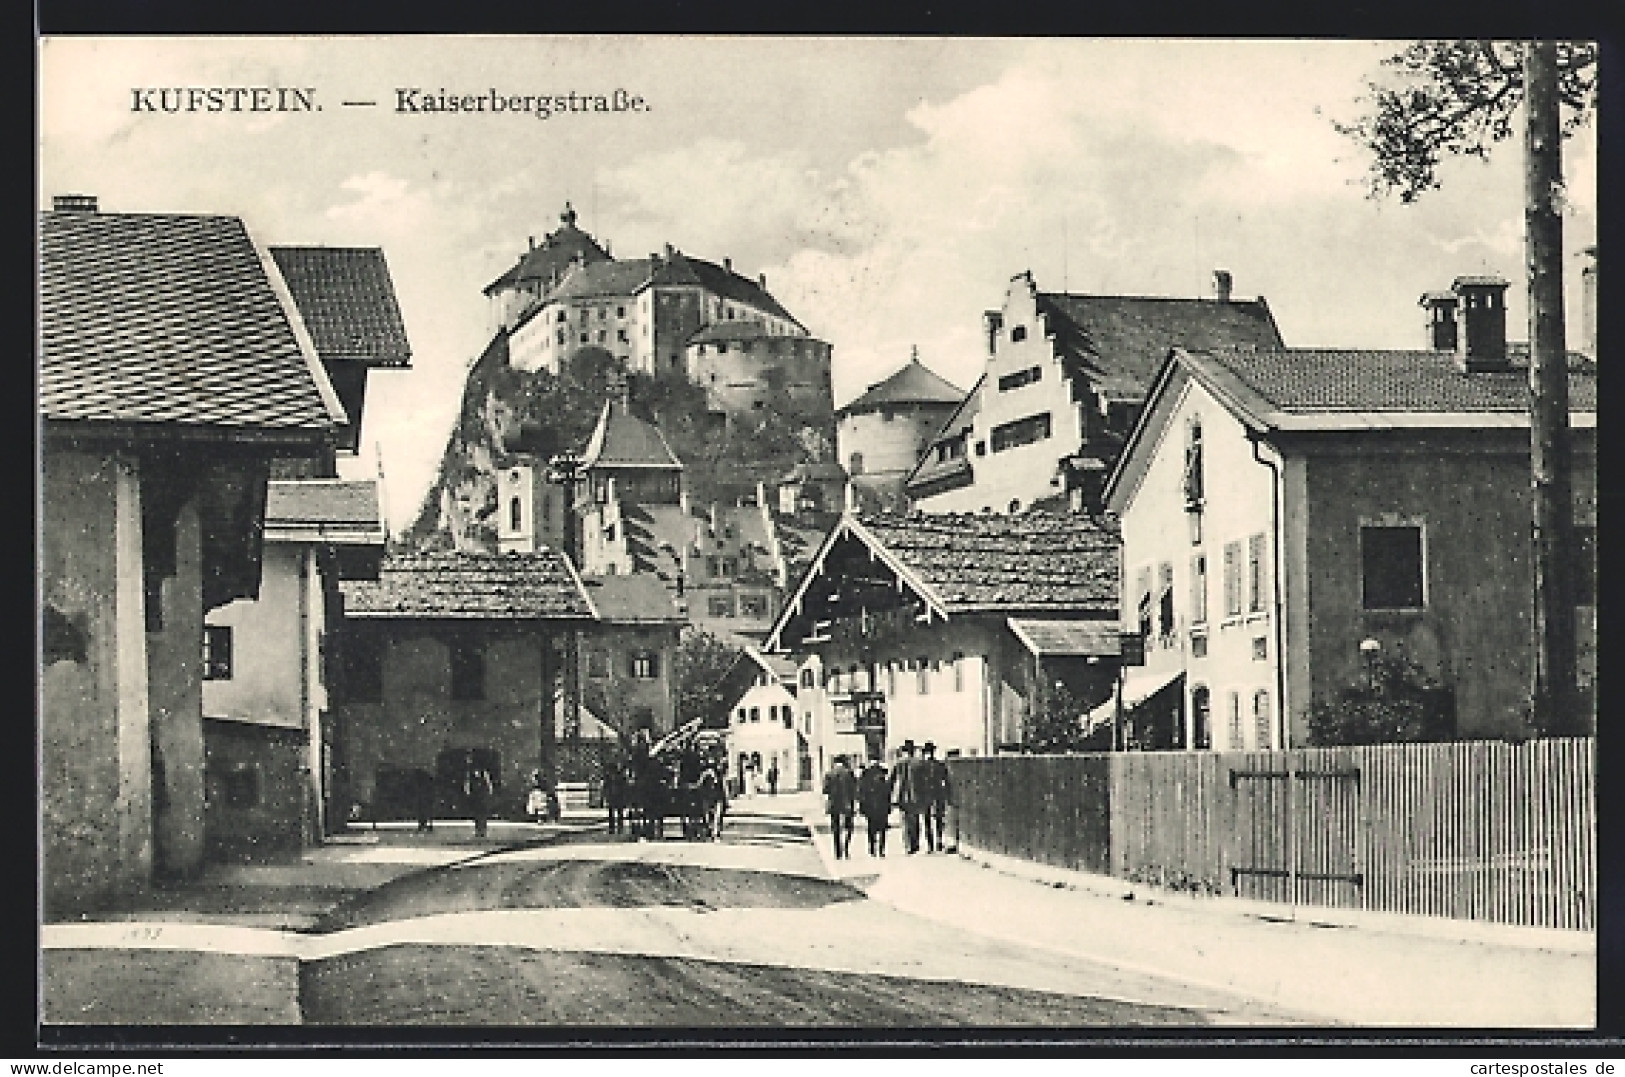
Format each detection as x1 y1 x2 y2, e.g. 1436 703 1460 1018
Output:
890 739 925 854
920 742 951 853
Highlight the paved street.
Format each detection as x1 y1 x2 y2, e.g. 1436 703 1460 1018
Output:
42 795 1592 1029
42 801 1296 1027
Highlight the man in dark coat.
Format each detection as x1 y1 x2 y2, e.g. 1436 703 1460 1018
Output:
891 739 924 854
921 742 951 852
464 752 494 838
603 758 628 835
822 755 858 859
857 758 891 857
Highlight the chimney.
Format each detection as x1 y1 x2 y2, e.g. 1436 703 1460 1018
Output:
53 194 98 213
1419 290 1460 352
528 236 535 251
1581 247 1598 359
983 310 1004 356
759 272 768 289
1451 275 1511 371
664 243 675 258
723 257 732 274
1212 269 1233 303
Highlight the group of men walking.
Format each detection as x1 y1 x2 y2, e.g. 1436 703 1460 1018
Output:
822 739 952 860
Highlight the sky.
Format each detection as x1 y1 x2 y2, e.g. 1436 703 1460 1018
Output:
38 37 1598 535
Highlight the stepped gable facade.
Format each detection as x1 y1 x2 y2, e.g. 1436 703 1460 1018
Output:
907 269 1283 515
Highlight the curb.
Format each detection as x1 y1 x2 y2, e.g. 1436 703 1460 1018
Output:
955 843 1596 956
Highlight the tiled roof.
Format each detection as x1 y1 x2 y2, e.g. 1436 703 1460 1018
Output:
582 397 684 470
483 208 611 295
1007 617 1120 657
736 646 799 683
1192 347 1599 417
266 479 382 532
648 252 800 328
857 510 1118 614
687 321 805 345
40 208 342 434
340 551 594 620
905 452 973 492
839 355 965 415
581 573 683 624
619 503 695 577
905 374 984 492
1040 292 1282 392
269 247 411 367
549 259 659 302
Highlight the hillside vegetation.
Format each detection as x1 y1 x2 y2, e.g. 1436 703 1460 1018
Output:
406 334 836 550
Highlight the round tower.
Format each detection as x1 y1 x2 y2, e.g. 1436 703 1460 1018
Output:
835 347 965 510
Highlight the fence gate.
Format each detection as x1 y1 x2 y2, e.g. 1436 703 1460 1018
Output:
1228 752 1363 910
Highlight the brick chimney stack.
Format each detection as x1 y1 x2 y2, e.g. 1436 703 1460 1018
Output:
1212 269 1233 303
1451 275 1511 372
983 310 1004 356
1420 290 1460 352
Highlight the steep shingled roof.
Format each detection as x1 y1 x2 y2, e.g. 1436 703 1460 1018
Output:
266 479 382 535
547 259 660 303
537 249 801 331
1040 292 1282 391
856 510 1118 614
483 205 611 295
40 208 343 434
687 321 811 345
838 354 965 416
904 373 984 492
582 396 684 471
268 247 412 367
1192 347 1599 419
340 551 594 620
647 251 800 328
1007 617 1121 657
581 572 684 624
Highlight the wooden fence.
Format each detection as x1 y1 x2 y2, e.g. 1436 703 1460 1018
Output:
948 737 1595 931
952 754 1112 876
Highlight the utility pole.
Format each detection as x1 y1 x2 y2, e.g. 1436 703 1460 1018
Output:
1524 41 1580 734
547 450 589 785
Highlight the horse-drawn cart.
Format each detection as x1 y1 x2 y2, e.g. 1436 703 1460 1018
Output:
622 721 729 840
